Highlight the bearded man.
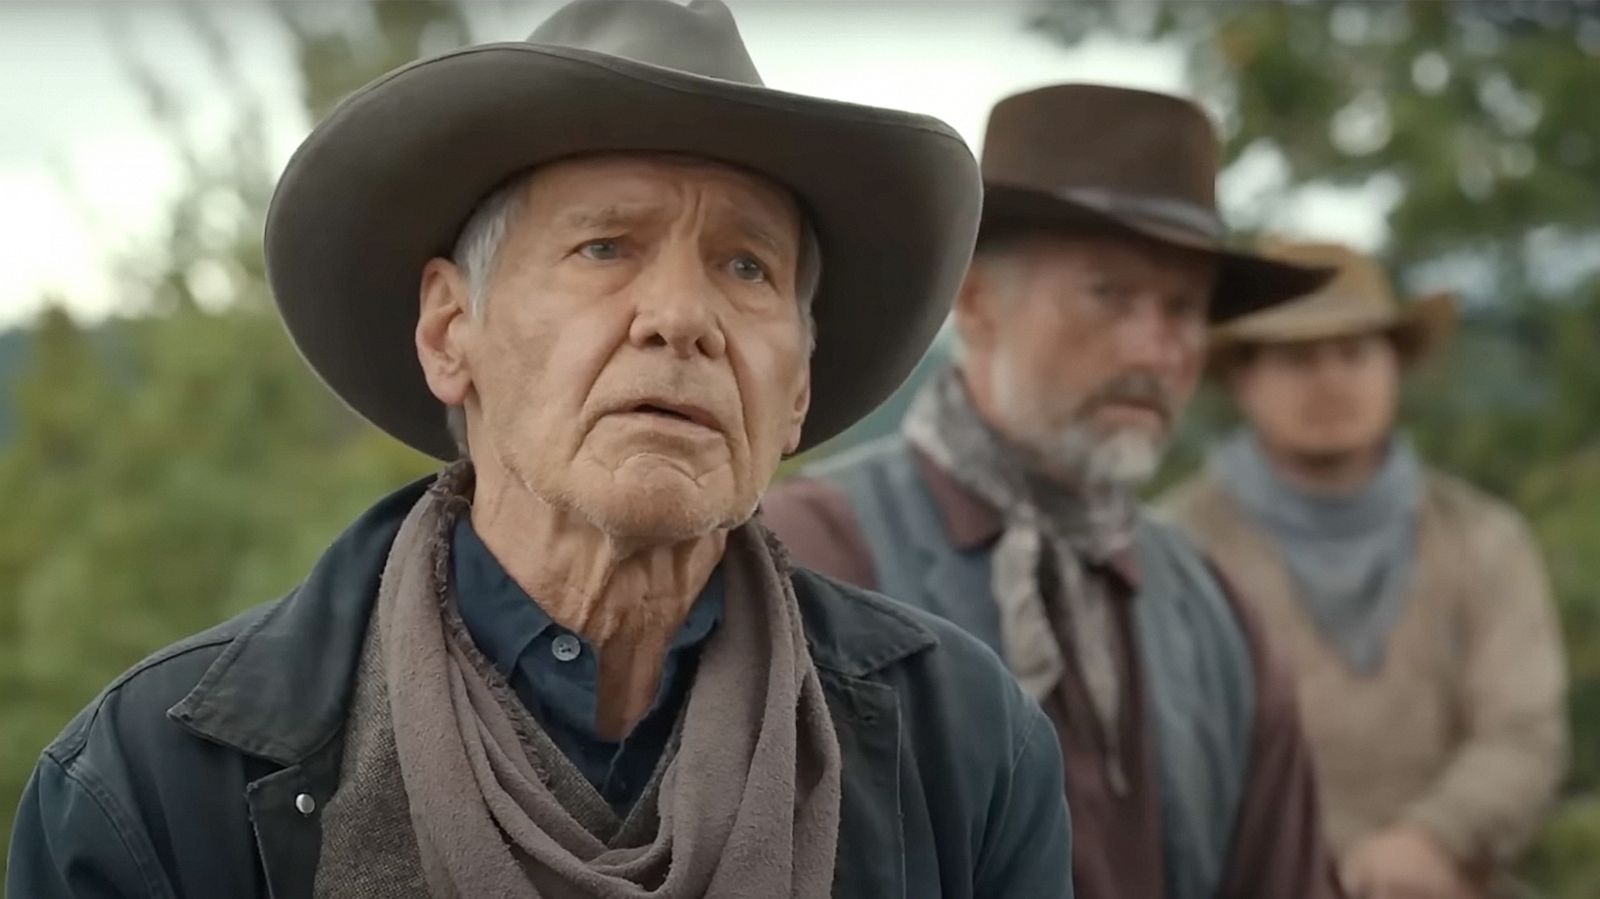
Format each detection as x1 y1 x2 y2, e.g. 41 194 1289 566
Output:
764 84 1343 899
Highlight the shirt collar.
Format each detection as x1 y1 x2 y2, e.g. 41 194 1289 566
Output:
451 517 727 671
452 518 555 673
672 568 725 650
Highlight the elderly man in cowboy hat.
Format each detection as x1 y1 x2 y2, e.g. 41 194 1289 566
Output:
1161 241 1568 899
764 84 1343 899
6 3 1075 897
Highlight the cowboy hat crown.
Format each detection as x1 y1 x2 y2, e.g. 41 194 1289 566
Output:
265 0 982 460
1210 239 1457 366
977 84 1332 321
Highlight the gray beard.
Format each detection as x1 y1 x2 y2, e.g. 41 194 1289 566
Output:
1036 422 1164 488
989 354 1169 489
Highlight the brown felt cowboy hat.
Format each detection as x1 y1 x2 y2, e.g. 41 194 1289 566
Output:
264 0 981 461
1210 239 1457 374
978 84 1332 321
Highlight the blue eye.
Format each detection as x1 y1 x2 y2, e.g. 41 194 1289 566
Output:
730 254 769 283
579 239 621 260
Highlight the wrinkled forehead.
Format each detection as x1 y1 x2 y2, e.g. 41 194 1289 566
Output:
516 151 802 245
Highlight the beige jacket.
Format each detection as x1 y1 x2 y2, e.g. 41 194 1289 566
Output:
1160 468 1568 881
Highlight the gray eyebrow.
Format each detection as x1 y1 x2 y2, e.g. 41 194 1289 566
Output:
554 202 798 260
731 211 796 259
556 205 644 232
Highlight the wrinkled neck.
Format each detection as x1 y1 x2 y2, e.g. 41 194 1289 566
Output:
469 463 726 737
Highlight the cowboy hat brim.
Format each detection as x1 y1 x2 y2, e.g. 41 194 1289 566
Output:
980 184 1333 322
1207 290 1458 374
266 43 981 461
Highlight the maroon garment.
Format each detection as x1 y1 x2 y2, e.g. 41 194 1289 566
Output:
762 453 1342 899
1043 561 1166 899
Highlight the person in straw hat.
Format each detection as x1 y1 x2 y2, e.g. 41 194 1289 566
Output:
1161 240 1568 899
6 2 1075 897
765 84 1343 899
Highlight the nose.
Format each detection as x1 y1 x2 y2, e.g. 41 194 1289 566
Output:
1114 296 1190 374
1310 350 1352 387
627 243 728 360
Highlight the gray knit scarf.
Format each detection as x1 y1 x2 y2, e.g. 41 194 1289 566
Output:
314 464 842 898
1211 430 1423 673
903 369 1136 749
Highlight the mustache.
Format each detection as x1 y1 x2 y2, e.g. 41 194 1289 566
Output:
1080 372 1174 419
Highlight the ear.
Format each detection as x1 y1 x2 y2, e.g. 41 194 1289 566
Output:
416 257 475 407
1225 353 1271 421
953 260 1002 357
1222 361 1249 404
781 365 813 456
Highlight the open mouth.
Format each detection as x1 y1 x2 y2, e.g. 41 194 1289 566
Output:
622 400 719 431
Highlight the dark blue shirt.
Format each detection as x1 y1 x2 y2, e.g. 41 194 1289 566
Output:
452 519 724 813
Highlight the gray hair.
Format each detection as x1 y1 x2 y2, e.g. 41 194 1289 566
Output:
443 168 823 457
950 233 1035 364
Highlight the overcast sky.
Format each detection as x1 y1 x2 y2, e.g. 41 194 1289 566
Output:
0 0 1392 328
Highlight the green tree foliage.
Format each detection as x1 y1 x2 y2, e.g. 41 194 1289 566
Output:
2 0 1597 890
1031 2 1600 894
0 2 462 871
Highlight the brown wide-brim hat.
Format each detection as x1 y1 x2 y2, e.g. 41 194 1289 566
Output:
978 84 1332 322
265 0 981 461
1209 239 1457 374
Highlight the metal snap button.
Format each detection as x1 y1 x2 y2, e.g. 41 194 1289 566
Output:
294 792 317 816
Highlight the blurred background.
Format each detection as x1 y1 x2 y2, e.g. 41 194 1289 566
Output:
1 1 1596 893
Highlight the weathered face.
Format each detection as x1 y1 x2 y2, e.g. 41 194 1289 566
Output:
958 232 1215 485
418 153 812 541
1231 332 1401 462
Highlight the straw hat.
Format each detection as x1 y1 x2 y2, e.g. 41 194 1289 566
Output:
1210 239 1456 372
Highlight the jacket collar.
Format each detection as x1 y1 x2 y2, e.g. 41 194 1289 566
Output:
911 445 1004 549
790 566 937 678
169 476 936 764
168 477 431 765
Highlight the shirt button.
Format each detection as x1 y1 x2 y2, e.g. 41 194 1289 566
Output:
294 793 317 815
551 633 582 662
